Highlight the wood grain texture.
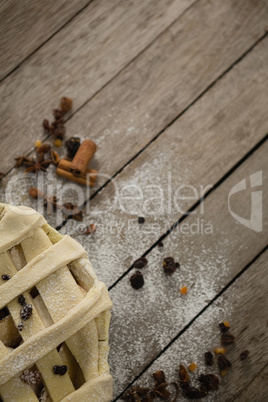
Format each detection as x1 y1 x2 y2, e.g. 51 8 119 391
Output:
234 364 268 402
0 0 91 79
107 141 267 396
56 35 268 287
124 249 268 402
0 0 196 173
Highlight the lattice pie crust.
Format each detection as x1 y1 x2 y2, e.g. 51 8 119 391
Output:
0 204 113 402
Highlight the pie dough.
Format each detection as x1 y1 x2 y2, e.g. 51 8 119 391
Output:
0 203 113 402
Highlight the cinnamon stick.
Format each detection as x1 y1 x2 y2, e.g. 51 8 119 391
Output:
58 159 97 176
70 139 97 176
56 168 96 187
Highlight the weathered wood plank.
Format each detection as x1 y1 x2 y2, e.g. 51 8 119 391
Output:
52 35 268 287
0 0 196 173
234 364 268 402
122 249 268 401
1 0 268 226
0 0 91 79
107 141 267 396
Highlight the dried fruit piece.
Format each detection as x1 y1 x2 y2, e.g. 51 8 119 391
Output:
60 97 73 113
221 333 235 346
214 347 226 355
20 304 33 321
180 286 188 295
130 271 144 290
219 321 230 333
54 139 63 147
35 140 42 148
198 374 219 391
163 257 179 275
53 365 68 375
1 274 11 281
188 362 197 372
204 351 214 366
133 257 148 269
240 350 249 360
65 137 81 159
218 354 232 371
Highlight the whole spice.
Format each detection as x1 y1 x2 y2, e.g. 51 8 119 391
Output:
65 137 81 159
53 125 65 140
240 350 249 360
221 333 235 346
182 384 207 399
130 271 144 290
122 386 150 402
84 224 97 235
60 97 73 113
153 370 166 385
133 257 148 269
44 195 58 214
62 203 83 221
36 143 51 154
18 323 24 331
163 257 179 275
204 351 214 366
15 155 33 168
24 153 52 174
1 274 11 281
51 150 60 165
43 119 51 133
53 365 68 375
157 241 164 248
29 187 44 199
53 109 64 120
138 217 145 224
179 364 189 383
70 139 97 176
20 304 33 321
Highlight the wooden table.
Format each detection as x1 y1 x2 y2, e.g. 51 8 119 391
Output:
0 0 267 400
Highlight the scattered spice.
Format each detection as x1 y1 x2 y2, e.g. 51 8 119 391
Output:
179 364 189 383
62 202 83 221
53 365 68 375
20 304 33 321
21 369 41 385
214 347 226 355
138 217 145 224
53 109 64 120
15 155 33 168
18 295 26 306
240 350 249 360
37 143 51 154
1 274 11 281
219 321 230 333
83 224 97 235
130 271 144 290
65 137 81 159
221 333 235 346
122 386 150 401
24 153 52 174
198 374 219 391
51 150 60 165
188 363 197 372
29 187 44 199
163 257 179 275
60 97 73 113
180 286 188 295
157 241 164 248
204 351 214 366
43 119 51 133
153 370 166 385
133 257 148 269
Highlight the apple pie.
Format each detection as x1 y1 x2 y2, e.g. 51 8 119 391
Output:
0 203 113 402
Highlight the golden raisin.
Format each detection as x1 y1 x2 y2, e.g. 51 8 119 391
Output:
214 347 226 355
35 140 42 148
180 286 188 295
54 139 62 147
188 362 197 372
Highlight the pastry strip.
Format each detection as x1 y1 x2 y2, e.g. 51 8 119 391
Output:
61 374 113 402
0 236 87 309
0 283 112 385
